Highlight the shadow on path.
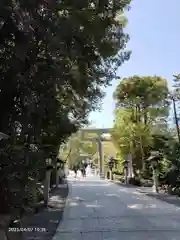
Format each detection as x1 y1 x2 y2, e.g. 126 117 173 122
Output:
113 180 180 209
145 192 180 208
20 181 69 240
110 180 137 189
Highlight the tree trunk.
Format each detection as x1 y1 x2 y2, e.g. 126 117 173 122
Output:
139 135 145 171
143 108 148 125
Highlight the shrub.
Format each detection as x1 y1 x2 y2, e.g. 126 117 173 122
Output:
112 170 123 176
128 177 141 186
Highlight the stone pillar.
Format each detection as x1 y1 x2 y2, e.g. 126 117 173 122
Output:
64 164 68 177
124 167 128 184
127 154 134 179
56 168 59 188
97 140 104 179
44 170 51 206
152 168 159 193
109 170 113 180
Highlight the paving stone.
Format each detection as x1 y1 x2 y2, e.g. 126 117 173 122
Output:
52 176 180 240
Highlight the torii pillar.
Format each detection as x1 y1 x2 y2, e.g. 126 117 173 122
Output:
79 128 112 179
97 139 104 178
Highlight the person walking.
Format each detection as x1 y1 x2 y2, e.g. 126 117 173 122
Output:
73 165 77 178
80 165 85 178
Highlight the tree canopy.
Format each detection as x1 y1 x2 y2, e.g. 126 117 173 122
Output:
111 74 180 194
112 75 169 174
114 75 169 124
0 0 132 213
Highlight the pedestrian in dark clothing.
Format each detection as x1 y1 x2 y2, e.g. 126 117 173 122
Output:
81 167 86 178
73 166 77 178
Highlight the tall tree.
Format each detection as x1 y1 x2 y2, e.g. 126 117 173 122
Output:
0 0 132 213
113 76 169 174
112 109 153 170
114 75 169 125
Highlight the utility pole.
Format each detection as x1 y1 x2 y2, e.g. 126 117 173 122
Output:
172 75 180 144
172 95 180 144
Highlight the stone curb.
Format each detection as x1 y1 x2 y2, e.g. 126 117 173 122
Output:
51 181 72 240
109 180 136 188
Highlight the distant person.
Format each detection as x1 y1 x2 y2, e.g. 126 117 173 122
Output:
73 166 77 178
80 165 85 178
83 167 86 178
86 165 90 176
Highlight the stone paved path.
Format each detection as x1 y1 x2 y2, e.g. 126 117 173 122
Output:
53 176 180 240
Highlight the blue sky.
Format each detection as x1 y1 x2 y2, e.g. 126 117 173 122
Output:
88 0 180 128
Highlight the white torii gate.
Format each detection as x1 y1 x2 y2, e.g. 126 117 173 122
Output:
79 128 113 179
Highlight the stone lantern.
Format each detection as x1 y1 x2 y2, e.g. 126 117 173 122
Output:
148 151 161 193
124 160 129 184
44 157 53 206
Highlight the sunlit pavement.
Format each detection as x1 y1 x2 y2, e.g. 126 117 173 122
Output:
52 176 180 240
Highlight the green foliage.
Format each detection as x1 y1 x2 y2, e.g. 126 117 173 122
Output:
112 109 153 171
0 0 131 213
114 75 169 124
64 132 97 168
164 140 180 187
172 74 180 100
79 141 97 156
112 74 180 192
112 76 169 175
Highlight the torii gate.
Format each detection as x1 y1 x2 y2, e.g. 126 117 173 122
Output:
79 128 113 178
